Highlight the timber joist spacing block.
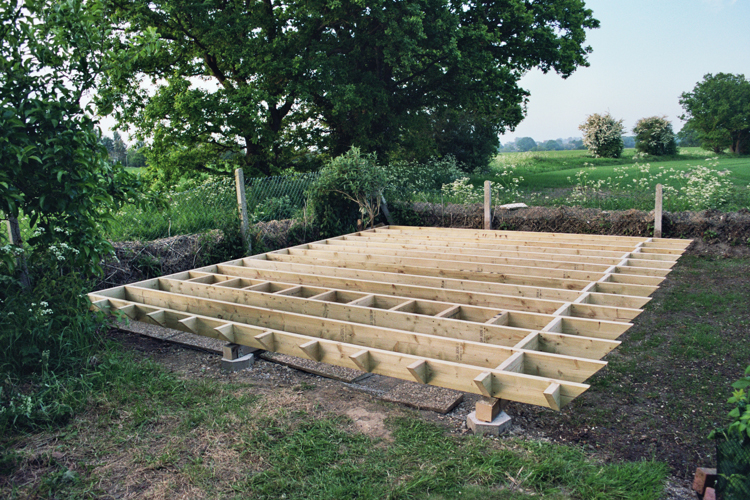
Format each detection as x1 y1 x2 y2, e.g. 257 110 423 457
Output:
89 226 690 410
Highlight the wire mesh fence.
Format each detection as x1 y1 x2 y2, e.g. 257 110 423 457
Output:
105 171 321 243
106 177 237 242
717 438 750 500
245 172 319 225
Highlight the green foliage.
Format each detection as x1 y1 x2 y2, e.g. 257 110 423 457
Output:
381 155 463 201
716 366 750 441
250 196 296 224
680 73 750 154
308 149 387 236
633 116 678 156
0 0 151 278
0 267 103 377
102 0 599 177
677 124 702 147
517 137 538 152
579 112 625 158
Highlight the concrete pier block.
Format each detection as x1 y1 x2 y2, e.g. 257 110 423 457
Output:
467 410 512 436
221 353 256 373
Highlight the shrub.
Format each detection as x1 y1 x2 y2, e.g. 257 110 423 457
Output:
382 156 463 201
633 116 678 156
308 148 387 237
579 113 624 158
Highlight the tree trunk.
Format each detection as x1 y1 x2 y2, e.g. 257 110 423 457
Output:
6 215 31 289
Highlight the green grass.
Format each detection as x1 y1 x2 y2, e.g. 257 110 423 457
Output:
476 148 750 211
0 345 668 499
521 256 750 478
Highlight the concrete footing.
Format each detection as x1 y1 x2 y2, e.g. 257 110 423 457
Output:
467 410 512 436
221 353 256 372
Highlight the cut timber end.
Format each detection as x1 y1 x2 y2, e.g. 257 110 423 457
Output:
349 349 371 372
407 359 431 384
90 298 111 312
145 310 166 326
178 316 199 334
254 330 275 351
112 304 137 320
89 227 690 410
473 371 493 397
544 382 561 411
299 340 321 361
214 323 235 342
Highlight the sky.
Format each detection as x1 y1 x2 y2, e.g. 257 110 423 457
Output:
499 0 750 144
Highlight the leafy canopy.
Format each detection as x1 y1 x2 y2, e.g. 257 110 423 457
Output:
101 0 600 178
679 73 750 155
0 0 149 277
633 116 678 156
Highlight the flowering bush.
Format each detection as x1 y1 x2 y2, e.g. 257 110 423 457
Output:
579 113 625 158
633 116 678 156
566 157 735 211
441 167 523 206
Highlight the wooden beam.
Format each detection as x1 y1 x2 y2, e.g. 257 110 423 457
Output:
121 284 608 381
254 330 275 350
474 371 493 397
407 359 431 384
350 349 371 372
85 293 594 409
544 382 561 411
299 340 321 361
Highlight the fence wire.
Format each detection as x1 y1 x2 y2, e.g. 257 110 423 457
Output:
106 177 237 242
717 438 750 500
106 172 321 243
245 172 319 225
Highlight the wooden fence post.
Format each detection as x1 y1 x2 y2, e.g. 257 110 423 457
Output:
484 180 491 230
234 168 251 254
654 183 663 238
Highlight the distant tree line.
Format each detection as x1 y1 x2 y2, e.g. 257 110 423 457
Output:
100 132 147 168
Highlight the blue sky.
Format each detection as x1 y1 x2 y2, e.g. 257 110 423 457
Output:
499 0 750 144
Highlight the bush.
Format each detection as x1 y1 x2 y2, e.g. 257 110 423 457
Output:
381 156 463 201
633 116 678 156
579 112 625 158
308 148 387 237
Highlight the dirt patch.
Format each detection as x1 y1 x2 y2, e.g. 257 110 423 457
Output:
344 407 392 440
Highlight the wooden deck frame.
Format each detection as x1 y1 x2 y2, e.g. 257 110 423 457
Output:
89 226 690 410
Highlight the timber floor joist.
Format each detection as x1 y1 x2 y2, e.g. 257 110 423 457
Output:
89 226 691 410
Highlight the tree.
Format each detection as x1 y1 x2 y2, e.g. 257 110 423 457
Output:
676 125 701 147
126 141 148 169
633 116 677 156
516 137 537 152
541 139 563 151
0 0 145 279
101 0 600 178
679 73 750 154
579 112 624 158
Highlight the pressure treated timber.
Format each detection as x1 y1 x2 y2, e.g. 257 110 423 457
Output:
89 226 690 410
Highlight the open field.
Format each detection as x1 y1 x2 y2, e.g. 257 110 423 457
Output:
1 252 748 499
479 148 750 212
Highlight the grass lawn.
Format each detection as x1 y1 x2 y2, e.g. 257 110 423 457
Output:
476 148 750 211
2 253 748 498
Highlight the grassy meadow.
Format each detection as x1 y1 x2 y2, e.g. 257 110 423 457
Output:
477 148 750 211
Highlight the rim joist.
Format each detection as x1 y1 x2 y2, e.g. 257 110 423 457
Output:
89 226 690 410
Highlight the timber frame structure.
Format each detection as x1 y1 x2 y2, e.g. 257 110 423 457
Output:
89 226 691 410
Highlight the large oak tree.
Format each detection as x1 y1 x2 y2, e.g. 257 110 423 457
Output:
679 73 750 155
101 0 600 177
